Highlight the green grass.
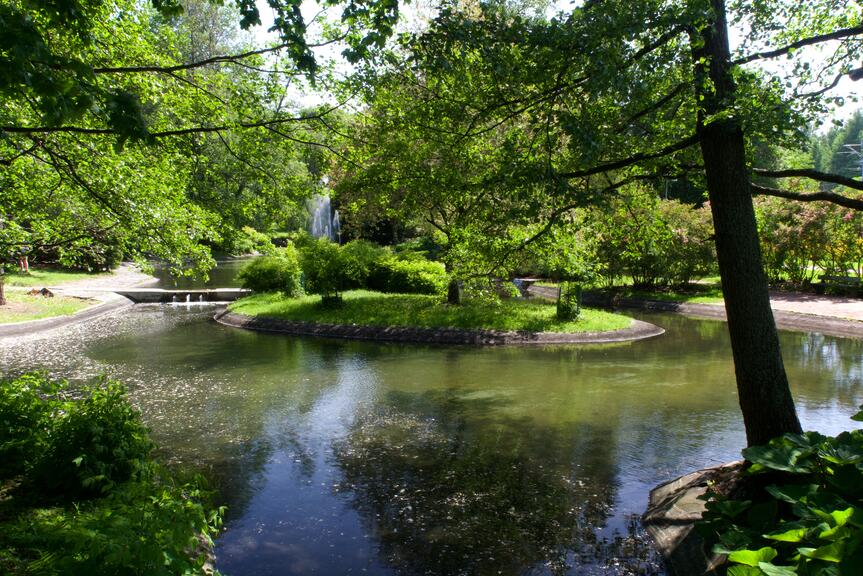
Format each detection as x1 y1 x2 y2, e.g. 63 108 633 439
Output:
0 290 94 324
5 267 110 287
230 290 633 333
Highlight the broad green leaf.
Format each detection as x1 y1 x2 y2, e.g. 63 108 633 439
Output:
728 566 763 576
799 541 845 563
764 522 809 543
729 547 778 567
757 562 797 576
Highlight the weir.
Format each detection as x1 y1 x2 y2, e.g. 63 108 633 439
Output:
113 288 251 304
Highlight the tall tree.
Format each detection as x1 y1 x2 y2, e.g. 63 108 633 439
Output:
340 0 863 445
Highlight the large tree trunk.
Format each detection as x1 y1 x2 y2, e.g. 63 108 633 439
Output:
694 0 802 446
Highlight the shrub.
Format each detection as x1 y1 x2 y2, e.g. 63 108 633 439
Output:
237 246 303 296
31 378 154 497
341 240 390 288
697 406 863 575
300 238 349 302
0 373 223 575
556 282 582 321
0 373 61 478
368 256 448 295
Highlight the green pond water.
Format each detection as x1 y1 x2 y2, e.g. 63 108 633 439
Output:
2 306 862 575
150 257 251 289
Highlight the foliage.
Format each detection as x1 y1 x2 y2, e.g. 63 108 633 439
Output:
367 256 449 295
237 247 303 296
299 238 350 302
755 193 863 285
584 191 716 288
229 290 633 333
30 378 155 498
0 373 62 478
556 282 582 321
698 407 863 575
340 239 392 288
0 373 223 575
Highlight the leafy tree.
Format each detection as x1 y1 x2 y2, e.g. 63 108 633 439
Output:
339 0 863 445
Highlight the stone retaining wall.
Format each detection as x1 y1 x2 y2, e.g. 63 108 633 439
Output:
214 310 665 345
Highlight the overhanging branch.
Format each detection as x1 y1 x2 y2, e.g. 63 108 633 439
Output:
753 168 863 191
752 183 863 210
557 134 700 179
734 25 863 65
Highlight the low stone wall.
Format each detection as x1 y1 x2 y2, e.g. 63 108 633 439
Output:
214 310 665 345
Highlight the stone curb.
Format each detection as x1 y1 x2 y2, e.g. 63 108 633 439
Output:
213 310 665 345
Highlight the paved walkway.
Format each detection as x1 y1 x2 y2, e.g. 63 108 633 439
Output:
766 290 863 322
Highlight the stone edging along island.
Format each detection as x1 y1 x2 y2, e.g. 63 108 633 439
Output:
214 309 665 345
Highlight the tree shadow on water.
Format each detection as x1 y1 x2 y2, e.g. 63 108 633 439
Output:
331 388 666 576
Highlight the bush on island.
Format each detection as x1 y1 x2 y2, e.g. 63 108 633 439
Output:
299 238 350 305
367 256 448 295
237 244 303 296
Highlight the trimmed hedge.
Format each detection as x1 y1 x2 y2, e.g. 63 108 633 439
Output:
368 257 448 295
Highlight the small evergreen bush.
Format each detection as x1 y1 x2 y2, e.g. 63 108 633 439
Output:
556 282 582 321
237 246 303 296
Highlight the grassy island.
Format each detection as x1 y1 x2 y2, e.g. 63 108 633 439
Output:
229 290 632 333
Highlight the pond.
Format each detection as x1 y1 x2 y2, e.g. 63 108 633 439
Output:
2 306 862 576
150 257 251 289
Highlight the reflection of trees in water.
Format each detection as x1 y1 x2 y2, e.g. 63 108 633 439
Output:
788 332 863 408
332 390 663 575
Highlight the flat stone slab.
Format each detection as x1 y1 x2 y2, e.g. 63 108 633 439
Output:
214 310 665 345
643 461 744 576
114 288 251 303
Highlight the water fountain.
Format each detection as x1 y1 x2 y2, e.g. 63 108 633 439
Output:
307 194 341 243
171 295 177 304
198 295 204 303
185 294 190 304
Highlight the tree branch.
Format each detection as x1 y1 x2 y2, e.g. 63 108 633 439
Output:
557 134 700 179
753 168 863 191
734 25 863 65
752 183 863 210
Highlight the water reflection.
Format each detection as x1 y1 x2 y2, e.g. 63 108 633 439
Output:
1 307 862 575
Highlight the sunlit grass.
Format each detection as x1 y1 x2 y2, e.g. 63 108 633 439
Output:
230 290 632 333
0 291 94 323
6 267 110 287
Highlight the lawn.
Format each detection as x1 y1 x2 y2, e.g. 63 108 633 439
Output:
5 268 110 287
533 279 725 304
0 290 94 324
230 290 633 333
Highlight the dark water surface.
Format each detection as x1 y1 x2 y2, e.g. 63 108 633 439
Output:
3 307 862 575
